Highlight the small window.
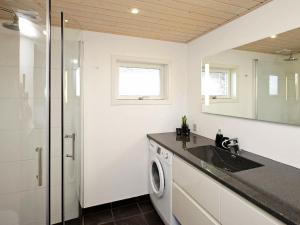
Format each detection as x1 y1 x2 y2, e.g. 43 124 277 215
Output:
208 68 230 97
112 57 170 104
269 75 278 96
202 66 237 100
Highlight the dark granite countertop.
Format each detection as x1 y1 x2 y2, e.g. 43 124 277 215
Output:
147 132 300 225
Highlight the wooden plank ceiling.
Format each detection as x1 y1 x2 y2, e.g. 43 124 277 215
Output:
0 0 45 22
52 0 272 43
236 27 300 55
0 0 272 43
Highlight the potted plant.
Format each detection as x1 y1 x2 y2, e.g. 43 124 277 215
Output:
181 115 190 136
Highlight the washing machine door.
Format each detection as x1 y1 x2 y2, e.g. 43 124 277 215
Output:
150 157 165 198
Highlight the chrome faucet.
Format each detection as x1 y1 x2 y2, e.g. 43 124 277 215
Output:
227 138 240 155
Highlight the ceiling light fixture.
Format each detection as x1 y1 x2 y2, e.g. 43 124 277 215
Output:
65 19 69 23
130 8 140 14
270 34 277 39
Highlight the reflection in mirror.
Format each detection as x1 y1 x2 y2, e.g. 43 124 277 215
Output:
202 27 300 126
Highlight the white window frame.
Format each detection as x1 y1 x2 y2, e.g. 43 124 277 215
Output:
201 64 239 104
208 67 232 99
112 55 171 105
268 74 279 96
116 62 165 100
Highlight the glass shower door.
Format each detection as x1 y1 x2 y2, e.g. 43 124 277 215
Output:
61 13 82 225
256 60 287 123
0 1 50 225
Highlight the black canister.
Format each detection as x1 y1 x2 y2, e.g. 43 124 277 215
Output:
215 129 223 147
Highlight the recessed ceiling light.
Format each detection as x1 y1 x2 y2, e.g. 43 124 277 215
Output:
270 34 277 39
65 19 69 23
130 8 140 14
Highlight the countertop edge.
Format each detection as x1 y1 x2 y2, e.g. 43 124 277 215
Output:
147 133 295 225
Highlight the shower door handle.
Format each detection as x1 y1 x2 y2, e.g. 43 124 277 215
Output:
65 133 75 160
36 147 43 186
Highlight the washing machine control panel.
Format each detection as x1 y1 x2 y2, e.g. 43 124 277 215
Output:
156 145 172 164
157 147 161 154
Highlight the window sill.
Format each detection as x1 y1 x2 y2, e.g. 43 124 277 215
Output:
111 98 172 105
202 97 239 104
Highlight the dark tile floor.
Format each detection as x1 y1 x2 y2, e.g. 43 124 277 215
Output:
83 196 165 225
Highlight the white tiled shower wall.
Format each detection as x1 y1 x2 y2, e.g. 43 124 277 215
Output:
0 25 48 225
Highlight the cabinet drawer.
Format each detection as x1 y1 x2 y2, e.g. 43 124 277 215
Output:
220 187 285 225
173 182 220 225
173 156 220 221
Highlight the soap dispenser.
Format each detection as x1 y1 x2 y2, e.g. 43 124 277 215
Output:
215 129 223 147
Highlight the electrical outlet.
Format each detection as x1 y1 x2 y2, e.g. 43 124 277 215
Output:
193 123 197 132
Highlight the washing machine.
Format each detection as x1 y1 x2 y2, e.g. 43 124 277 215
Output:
148 139 178 225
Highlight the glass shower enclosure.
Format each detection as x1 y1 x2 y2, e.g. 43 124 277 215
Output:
256 58 300 125
0 1 50 225
50 10 83 225
61 13 82 225
0 1 83 225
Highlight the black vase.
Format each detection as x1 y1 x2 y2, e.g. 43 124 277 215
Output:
181 125 190 137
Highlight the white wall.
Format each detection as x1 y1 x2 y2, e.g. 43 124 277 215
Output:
187 0 300 169
82 31 187 207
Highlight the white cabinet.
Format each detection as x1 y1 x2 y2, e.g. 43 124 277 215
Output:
173 182 220 225
173 156 220 221
172 156 285 225
220 187 284 225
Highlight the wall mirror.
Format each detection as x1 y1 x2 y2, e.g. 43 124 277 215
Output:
201 27 300 126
